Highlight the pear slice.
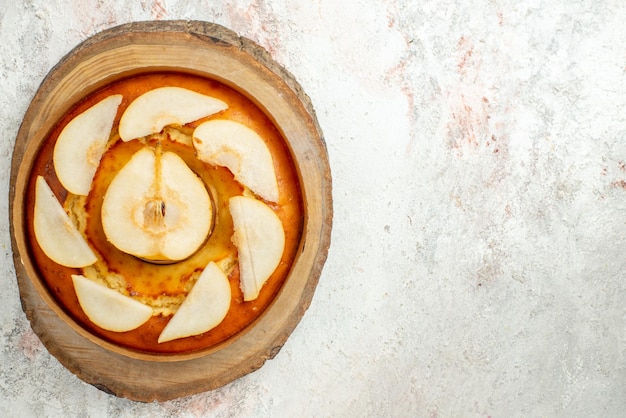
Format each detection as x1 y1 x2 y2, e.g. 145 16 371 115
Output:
158 261 231 343
71 274 153 332
53 94 122 196
101 146 212 262
229 196 285 301
33 176 97 268
118 87 228 141
193 120 280 203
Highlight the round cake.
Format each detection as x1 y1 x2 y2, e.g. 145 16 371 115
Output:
25 71 304 354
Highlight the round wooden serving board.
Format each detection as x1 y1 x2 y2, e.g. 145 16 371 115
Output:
10 21 332 402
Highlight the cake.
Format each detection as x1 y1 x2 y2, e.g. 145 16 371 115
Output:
26 72 304 354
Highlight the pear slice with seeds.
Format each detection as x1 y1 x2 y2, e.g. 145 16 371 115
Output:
119 87 227 141
193 120 279 203
101 146 213 262
229 196 285 301
72 274 153 332
158 261 231 343
33 176 97 268
53 94 122 196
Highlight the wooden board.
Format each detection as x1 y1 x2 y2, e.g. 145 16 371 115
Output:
9 21 332 402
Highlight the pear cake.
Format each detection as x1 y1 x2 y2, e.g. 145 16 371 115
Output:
25 72 303 354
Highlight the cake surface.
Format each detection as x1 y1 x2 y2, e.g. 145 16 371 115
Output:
26 72 304 354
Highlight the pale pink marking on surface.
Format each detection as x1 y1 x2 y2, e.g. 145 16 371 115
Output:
225 1 284 61
445 36 499 156
18 328 44 360
604 161 626 190
457 36 475 75
151 0 168 20
610 180 626 190
71 0 117 38
140 0 167 19
161 381 244 416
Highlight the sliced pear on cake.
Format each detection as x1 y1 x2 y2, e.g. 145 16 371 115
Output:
71 274 153 332
229 196 285 301
101 146 213 262
118 87 228 141
33 176 97 268
158 261 231 343
193 120 280 203
53 94 122 196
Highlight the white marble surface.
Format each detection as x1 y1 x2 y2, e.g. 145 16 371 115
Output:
1 0 626 416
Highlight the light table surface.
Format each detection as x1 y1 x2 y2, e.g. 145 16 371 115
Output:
1 1 625 416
